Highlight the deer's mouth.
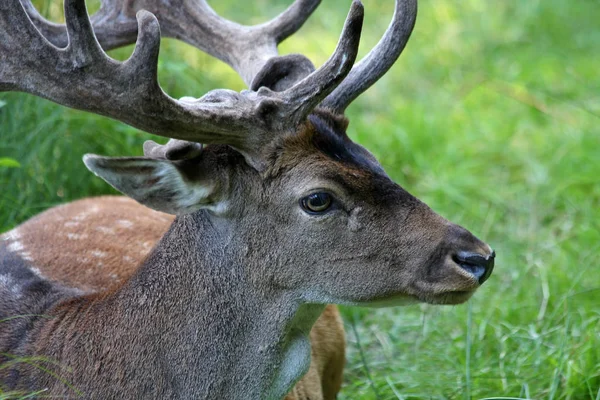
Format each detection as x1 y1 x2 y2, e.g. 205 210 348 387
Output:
362 289 476 307
414 289 477 305
362 294 420 308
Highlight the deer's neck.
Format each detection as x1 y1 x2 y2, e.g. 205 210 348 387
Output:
39 212 322 399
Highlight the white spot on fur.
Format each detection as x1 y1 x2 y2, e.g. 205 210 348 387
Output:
0 274 10 286
7 241 25 253
73 212 90 222
96 262 104 268
64 221 80 228
3 229 21 241
109 273 118 280
96 226 115 234
90 250 107 258
67 233 88 240
30 267 45 279
116 219 134 229
123 255 135 263
138 242 153 255
0 274 21 299
20 251 34 262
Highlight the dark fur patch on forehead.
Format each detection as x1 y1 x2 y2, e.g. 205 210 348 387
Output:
309 108 350 132
308 111 385 175
263 108 385 179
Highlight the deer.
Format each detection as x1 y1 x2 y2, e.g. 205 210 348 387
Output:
0 0 496 399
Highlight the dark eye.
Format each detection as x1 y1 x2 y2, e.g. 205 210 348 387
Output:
300 192 333 214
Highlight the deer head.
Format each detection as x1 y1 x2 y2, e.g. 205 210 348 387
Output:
0 0 494 398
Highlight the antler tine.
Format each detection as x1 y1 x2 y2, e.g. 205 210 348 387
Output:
22 0 321 88
20 0 137 49
19 1 69 48
321 0 418 113
277 0 364 127
171 0 322 86
260 0 322 43
64 0 106 62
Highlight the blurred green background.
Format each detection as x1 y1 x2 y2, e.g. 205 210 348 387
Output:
1 0 599 399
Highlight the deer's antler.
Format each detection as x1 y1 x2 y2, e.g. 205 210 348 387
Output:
0 0 363 160
322 0 418 113
21 0 321 88
22 0 417 114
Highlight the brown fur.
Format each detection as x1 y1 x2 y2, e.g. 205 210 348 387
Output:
3 196 345 400
8 197 172 291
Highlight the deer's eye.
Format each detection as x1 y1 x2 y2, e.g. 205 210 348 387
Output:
300 193 333 214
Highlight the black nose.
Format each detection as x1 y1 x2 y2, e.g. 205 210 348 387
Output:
453 250 495 284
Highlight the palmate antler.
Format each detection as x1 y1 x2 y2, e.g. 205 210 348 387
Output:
0 0 417 161
0 0 362 160
22 0 417 112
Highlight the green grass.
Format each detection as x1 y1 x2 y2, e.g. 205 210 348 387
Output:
1 0 599 399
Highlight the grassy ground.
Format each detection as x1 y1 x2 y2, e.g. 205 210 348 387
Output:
1 0 599 399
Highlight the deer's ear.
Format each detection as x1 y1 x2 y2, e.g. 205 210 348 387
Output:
83 155 225 215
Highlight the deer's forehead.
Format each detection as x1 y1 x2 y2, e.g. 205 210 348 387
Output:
265 114 385 181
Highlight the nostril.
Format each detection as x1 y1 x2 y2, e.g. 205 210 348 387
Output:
453 251 495 284
456 260 487 281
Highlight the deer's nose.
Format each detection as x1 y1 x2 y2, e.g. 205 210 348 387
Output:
453 251 495 284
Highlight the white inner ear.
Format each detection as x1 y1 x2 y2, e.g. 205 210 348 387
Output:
84 155 228 216
154 163 212 209
138 162 228 215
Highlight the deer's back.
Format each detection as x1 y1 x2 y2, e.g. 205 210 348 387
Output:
1 196 173 292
